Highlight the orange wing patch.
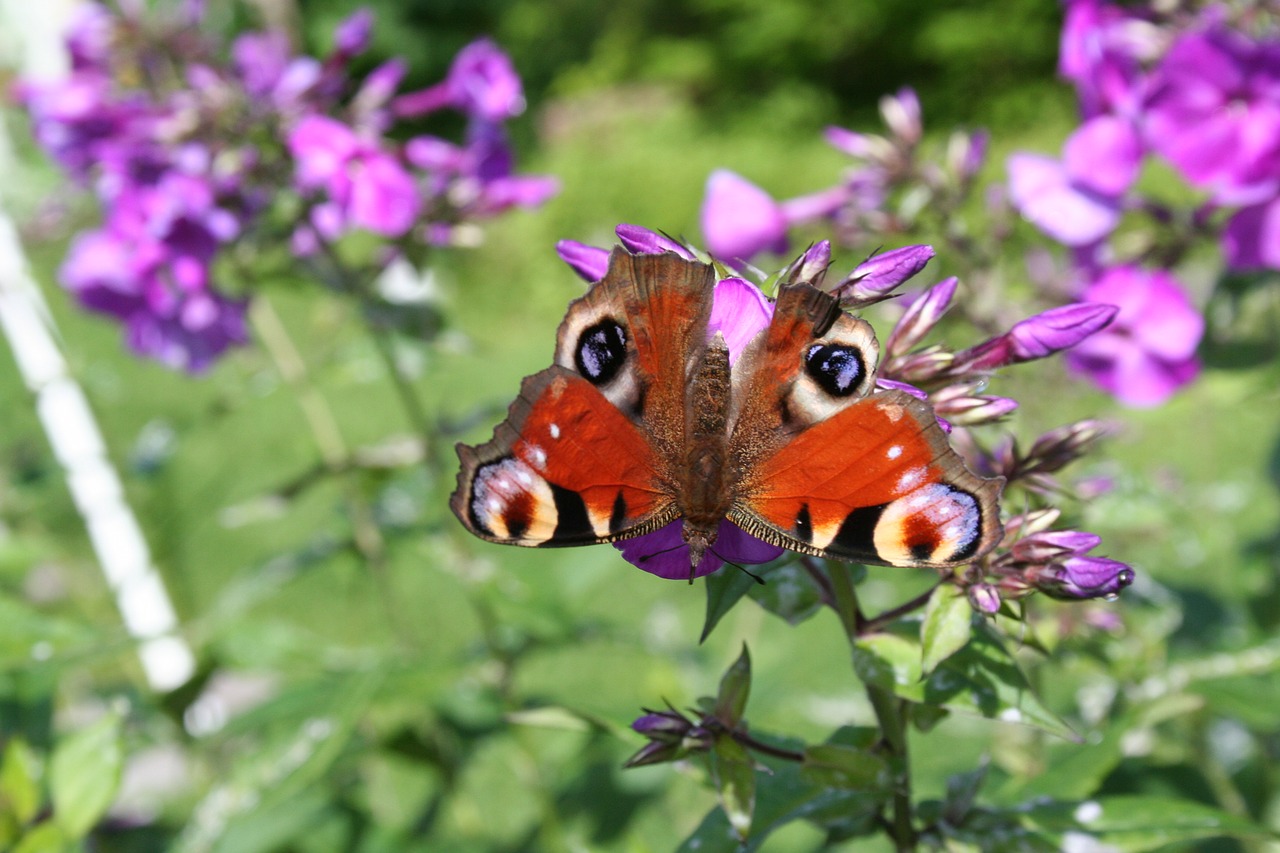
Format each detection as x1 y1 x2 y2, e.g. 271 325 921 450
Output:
453 368 677 547
733 391 1001 567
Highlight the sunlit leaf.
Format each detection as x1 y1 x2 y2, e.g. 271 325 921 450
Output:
710 736 755 841
0 738 42 828
920 584 972 674
1021 795 1277 851
852 623 1074 738
49 712 123 838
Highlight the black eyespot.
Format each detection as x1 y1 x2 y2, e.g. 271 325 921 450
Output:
575 319 628 384
804 344 865 397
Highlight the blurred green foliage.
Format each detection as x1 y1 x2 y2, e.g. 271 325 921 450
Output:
0 0 1278 850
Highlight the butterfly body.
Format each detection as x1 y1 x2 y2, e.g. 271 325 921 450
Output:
451 248 1003 578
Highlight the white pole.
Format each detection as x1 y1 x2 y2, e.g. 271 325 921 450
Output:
0 0 196 692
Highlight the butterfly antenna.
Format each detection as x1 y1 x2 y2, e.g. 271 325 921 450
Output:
709 548 766 585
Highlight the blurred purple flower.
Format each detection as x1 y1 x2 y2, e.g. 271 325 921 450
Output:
1065 266 1203 407
1224 195 1280 271
394 38 525 121
701 170 790 262
288 114 419 237
1145 27 1280 205
1007 115 1142 246
332 8 374 59
1058 0 1154 117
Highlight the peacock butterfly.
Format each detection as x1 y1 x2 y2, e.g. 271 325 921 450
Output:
451 245 1003 579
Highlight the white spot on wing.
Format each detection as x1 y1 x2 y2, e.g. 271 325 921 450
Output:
549 423 561 440
887 445 902 460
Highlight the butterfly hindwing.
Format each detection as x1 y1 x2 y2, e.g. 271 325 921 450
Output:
730 281 1003 568
452 367 678 546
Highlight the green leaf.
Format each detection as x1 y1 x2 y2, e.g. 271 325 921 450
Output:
680 760 882 852
709 735 755 841
801 743 891 792
12 821 67 853
852 623 1074 739
49 711 123 839
920 584 972 674
701 568 756 643
1 739 42 828
715 645 752 726
746 560 822 626
1021 795 1278 851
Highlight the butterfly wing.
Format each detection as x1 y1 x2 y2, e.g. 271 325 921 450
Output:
729 281 1002 567
451 249 716 547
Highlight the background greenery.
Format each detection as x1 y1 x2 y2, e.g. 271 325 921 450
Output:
1 0 1278 850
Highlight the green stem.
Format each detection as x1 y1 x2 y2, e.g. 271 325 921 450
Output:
827 562 865 641
250 297 417 650
867 684 917 852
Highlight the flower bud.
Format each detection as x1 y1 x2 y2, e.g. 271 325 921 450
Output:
785 240 832 288
615 223 693 258
556 240 610 281
830 244 935 305
1036 556 1135 600
967 583 1002 615
884 277 958 358
879 87 922 146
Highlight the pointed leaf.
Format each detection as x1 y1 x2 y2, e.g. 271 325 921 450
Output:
1021 795 1277 851
679 759 882 852
747 561 822 625
801 743 892 792
49 712 123 838
852 624 1074 739
715 645 752 726
0 739 42 828
921 584 972 674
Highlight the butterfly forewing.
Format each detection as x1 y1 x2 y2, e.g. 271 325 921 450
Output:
729 281 1003 568
452 250 715 548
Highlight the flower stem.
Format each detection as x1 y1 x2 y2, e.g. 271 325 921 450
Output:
250 296 416 649
867 683 917 852
729 729 806 764
862 583 941 635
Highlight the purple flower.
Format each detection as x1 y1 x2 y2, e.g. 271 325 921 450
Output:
288 115 419 238
1065 266 1203 407
556 241 611 281
332 8 374 59
616 224 694 258
1144 27 1280 204
1007 115 1142 246
701 170 789 262
1058 0 1154 117
710 277 774 365
1224 194 1280 271
615 518 783 581
1039 556 1135 599
394 39 525 121
953 302 1118 372
555 225 694 282
830 244 935 303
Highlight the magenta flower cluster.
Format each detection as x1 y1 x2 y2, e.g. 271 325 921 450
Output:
1008 1 1280 405
554 225 1132 606
19 4 555 371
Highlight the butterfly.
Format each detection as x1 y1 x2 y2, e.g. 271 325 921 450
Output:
451 246 1003 579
